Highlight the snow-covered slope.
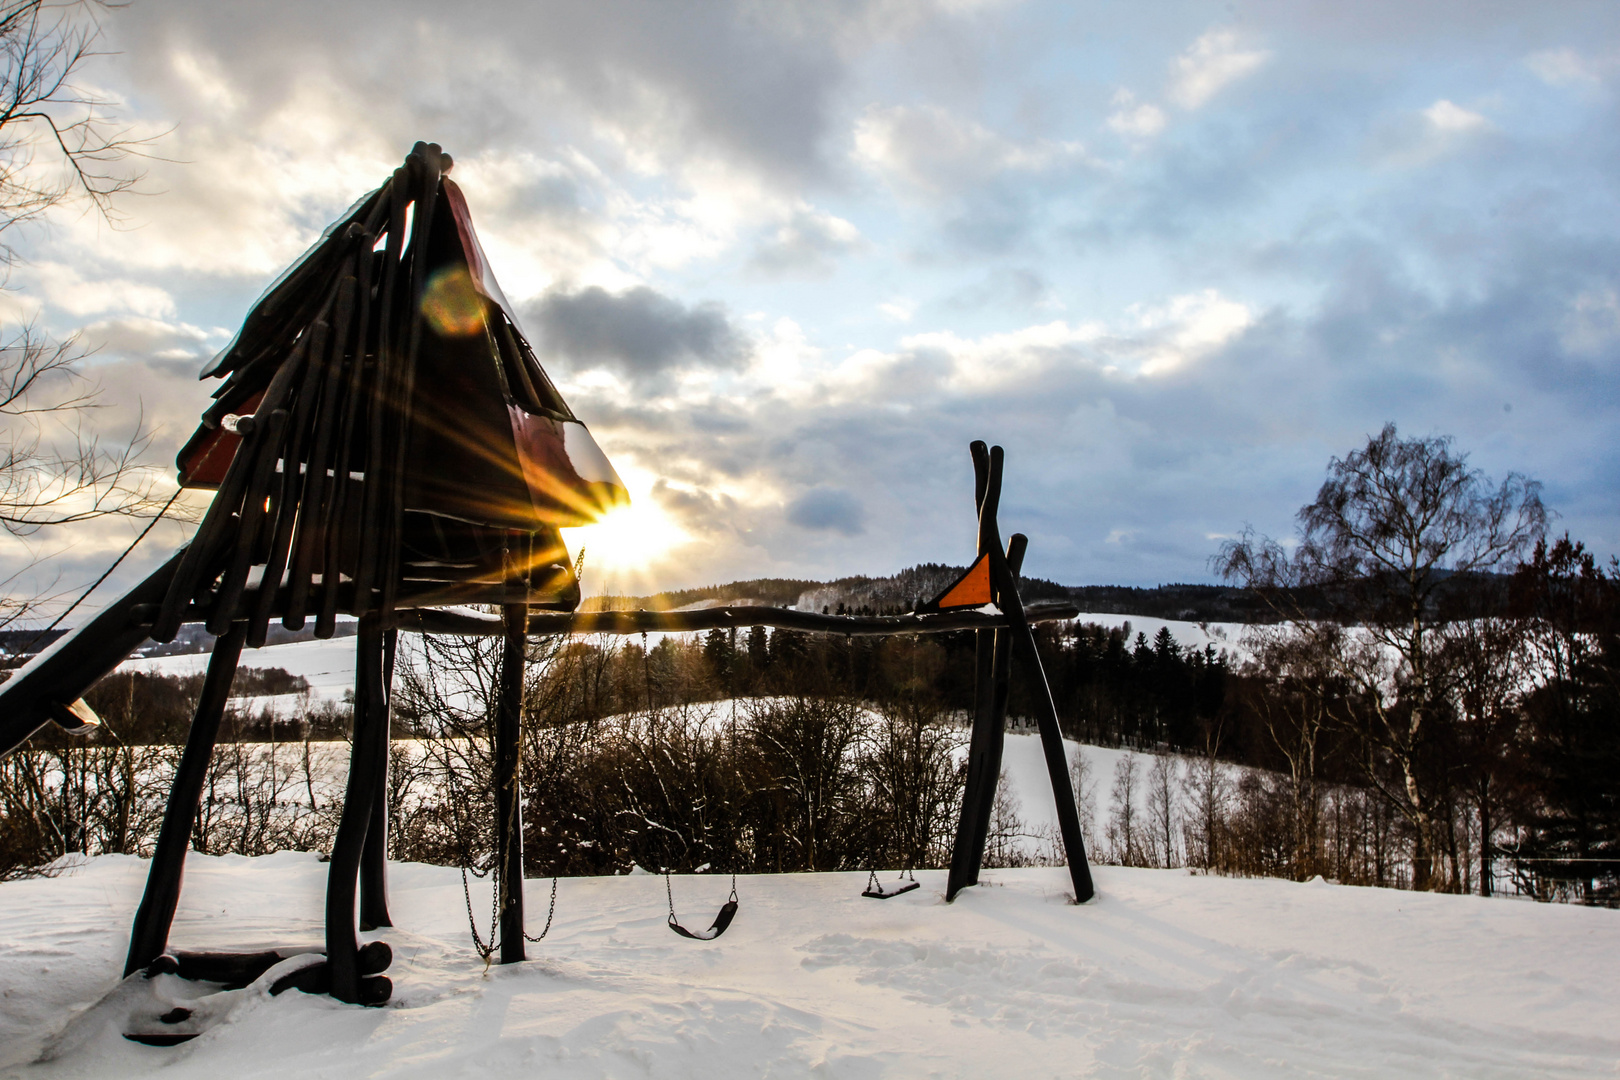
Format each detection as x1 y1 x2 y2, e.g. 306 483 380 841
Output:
2 854 1616 1078
120 638 360 704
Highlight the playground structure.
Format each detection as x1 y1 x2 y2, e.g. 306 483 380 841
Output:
0 145 1093 1022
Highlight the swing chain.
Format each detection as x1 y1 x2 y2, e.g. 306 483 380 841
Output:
523 875 559 943
665 866 737 923
461 861 499 962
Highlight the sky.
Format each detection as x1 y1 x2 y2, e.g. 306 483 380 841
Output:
3 0 1618 612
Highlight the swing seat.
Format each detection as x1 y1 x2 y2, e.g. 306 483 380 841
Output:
667 897 738 941
862 879 921 900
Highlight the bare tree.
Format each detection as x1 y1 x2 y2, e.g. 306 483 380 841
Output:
1107 753 1143 866
1238 622 1352 878
0 2 161 629
1068 748 1097 853
0 1 147 252
1183 732 1230 873
1218 423 1545 890
1146 753 1180 869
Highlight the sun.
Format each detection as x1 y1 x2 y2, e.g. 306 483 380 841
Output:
559 469 689 592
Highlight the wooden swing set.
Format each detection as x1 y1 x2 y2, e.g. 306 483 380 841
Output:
0 144 1093 1031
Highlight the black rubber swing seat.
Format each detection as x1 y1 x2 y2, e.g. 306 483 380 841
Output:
667 896 738 940
665 871 739 941
862 871 920 899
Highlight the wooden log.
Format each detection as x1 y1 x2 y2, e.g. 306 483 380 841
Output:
948 445 1005 902
324 616 390 1003
123 622 247 974
206 409 289 636
160 947 312 987
248 319 331 646
990 536 1094 903
158 340 306 642
318 239 378 638
951 533 1027 899
358 627 396 931
496 602 527 964
947 623 998 901
351 167 408 619
201 185 386 382
378 148 442 622
285 266 358 630
395 599 1079 638
0 551 183 758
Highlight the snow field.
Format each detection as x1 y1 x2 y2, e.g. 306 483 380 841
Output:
2 853 1616 1078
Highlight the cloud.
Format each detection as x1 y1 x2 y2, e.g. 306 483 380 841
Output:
30 264 176 320
878 299 916 322
852 104 1089 197
1364 98 1494 168
1562 288 1620 356
526 285 750 384
786 486 866 536
80 317 218 371
1422 99 1488 133
110 1 870 188
1525 47 1608 90
1168 30 1269 109
876 289 1254 392
747 206 865 278
1122 291 1257 376
944 268 1055 313
1106 90 1168 139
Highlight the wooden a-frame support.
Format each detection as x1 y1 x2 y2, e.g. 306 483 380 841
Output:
946 441 1094 903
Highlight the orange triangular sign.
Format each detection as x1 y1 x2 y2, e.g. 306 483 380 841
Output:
921 553 995 612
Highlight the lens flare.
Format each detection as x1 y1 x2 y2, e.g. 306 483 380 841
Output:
421 266 487 337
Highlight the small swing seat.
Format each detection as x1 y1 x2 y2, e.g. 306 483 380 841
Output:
667 897 738 940
862 871 921 899
665 872 739 941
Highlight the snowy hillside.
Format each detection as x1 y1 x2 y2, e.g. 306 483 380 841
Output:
121 637 361 705
2 854 1616 1077
114 611 1248 714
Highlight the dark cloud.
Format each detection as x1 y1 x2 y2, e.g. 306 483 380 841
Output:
109 0 875 188
785 487 867 536
525 286 750 383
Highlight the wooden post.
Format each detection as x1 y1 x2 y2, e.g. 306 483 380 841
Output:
496 603 527 963
359 626 397 930
990 542 1095 903
123 622 247 975
958 537 1025 892
325 615 389 1003
947 443 1006 902
947 627 1000 900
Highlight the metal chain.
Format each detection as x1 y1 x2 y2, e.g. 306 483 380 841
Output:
666 867 738 922
523 875 559 942
461 861 499 962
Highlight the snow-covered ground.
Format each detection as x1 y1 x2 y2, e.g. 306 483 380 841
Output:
29 625 1608 1075
2 853 1616 1078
